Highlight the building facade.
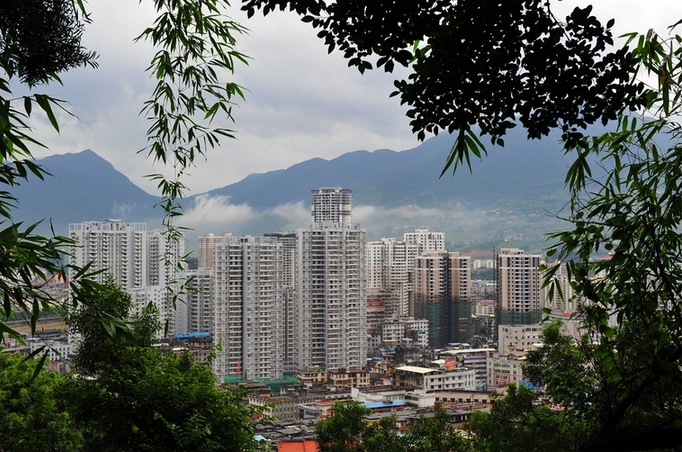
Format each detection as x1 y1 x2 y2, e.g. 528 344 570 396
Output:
495 248 542 326
213 235 285 382
68 220 185 335
413 251 472 348
366 237 420 318
295 188 367 371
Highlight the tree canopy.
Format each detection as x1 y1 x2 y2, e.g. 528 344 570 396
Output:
240 2 682 450
242 0 645 171
66 280 263 452
0 0 246 347
0 350 82 452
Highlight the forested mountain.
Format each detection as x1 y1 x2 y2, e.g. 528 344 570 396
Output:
15 129 582 251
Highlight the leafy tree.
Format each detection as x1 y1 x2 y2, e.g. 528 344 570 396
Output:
0 350 83 452
66 280 263 452
315 401 467 452
467 383 575 452
0 0 97 85
407 405 469 452
541 24 682 451
242 0 645 168
0 0 246 347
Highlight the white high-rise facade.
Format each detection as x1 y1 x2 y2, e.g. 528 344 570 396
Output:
296 188 367 371
366 238 420 317
69 220 148 290
185 267 215 334
404 227 445 252
69 220 185 334
310 187 353 225
212 236 285 382
496 248 542 326
366 229 445 319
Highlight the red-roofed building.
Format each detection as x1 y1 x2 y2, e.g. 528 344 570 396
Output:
278 439 319 452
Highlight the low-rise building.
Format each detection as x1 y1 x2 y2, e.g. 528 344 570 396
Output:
423 369 477 392
487 355 525 388
393 366 476 392
498 324 544 354
248 393 319 422
393 365 441 388
296 367 327 387
328 369 370 388
438 348 495 386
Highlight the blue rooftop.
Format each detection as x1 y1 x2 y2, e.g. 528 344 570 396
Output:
363 401 406 409
174 332 211 339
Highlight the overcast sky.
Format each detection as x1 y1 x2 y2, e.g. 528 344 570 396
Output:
25 0 681 196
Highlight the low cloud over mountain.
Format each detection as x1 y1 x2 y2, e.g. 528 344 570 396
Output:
16 128 579 252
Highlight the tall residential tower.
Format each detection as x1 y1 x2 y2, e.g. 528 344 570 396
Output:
296 188 367 371
496 248 542 325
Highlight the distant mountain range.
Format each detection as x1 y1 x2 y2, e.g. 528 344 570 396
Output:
10 128 586 252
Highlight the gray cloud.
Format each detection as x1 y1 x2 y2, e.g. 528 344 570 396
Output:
20 0 679 200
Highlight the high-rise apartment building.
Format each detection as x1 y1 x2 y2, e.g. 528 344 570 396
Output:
69 220 185 334
185 267 215 334
413 251 471 348
197 232 234 268
366 237 420 317
310 187 353 225
212 235 284 382
404 227 446 252
541 261 578 313
366 228 445 319
296 188 367 371
264 232 297 289
496 248 542 325
69 220 148 290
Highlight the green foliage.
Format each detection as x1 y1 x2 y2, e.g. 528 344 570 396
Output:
407 406 469 452
316 402 374 452
242 0 644 171
315 402 467 452
136 0 247 219
0 0 95 349
0 0 97 85
0 350 82 452
543 23 682 451
0 0 248 353
66 281 263 452
68 278 159 374
468 384 575 452
135 0 249 327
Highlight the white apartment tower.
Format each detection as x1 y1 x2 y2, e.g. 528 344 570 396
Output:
366 238 420 317
69 220 148 290
310 187 353 225
296 188 367 371
185 267 215 334
213 236 285 382
404 227 446 253
496 248 542 326
69 220 185 334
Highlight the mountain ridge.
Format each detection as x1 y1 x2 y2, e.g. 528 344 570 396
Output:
11 130 577 252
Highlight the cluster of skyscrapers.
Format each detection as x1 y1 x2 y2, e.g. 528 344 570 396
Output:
69 187 554 383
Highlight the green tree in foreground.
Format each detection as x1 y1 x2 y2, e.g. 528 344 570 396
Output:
66 280 262 452
542 24 682 451
315 402 468 452
0 0 246 353
0 351 82 452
